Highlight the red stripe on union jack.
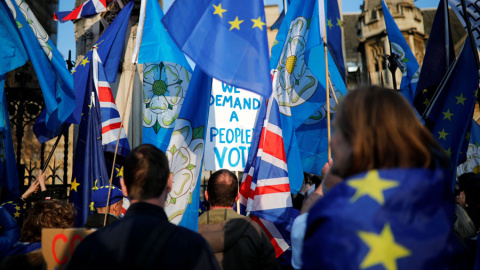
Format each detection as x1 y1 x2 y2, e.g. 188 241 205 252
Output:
239 87 294 257
92 49 128 149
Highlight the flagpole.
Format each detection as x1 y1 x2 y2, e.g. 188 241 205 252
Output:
327 75 339 105
104 0 147 227
41 125 66 173
320 1 331 160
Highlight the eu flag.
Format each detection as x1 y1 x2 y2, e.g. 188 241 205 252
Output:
382 0 420 104
303 169 468 269
5 0 76 133
33 1 133 143
427 38 479 185
326 0 346 82
164 67 212 231
70 68 110 227
162 0 272 98
0 76 19 203
414 0 455 118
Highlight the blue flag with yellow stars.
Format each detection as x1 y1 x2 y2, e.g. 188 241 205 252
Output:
427 37 478 185
326 0 346 82
413 0 454 118
162 0 272 98
382 0 420 104
33 1 133 143
70 67 110 227
303 168 468 270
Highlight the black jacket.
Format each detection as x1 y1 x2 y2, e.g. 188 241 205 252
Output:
68 202 220 270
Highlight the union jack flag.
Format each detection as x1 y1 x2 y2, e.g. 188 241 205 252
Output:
239 82 295 257
92 48 130 156
54 0 112 23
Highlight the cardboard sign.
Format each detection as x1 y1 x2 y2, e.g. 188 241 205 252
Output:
42 228 95 270
205 79 261 171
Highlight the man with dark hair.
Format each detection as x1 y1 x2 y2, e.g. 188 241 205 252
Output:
68 144 220 270
199 169 279 270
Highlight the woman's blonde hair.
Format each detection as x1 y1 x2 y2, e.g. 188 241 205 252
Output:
334 86 445 177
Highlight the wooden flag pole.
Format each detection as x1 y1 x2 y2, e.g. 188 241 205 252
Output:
104 1 147 226
41 124 67 173
327 75 339 105
323 26 331 159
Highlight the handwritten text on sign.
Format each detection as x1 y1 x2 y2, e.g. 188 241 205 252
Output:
205 79 260 171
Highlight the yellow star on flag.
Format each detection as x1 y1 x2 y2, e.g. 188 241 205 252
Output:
89 201 95 211
71 69 76 75
438 128 449 140
423 98 429 106
15 205 20 211
327 19 333 29
336 18 343 27
229 16 244 31
92 180 99 191
422 89 428 94
212 3 227 18
456 93 467 105
251 17 266 30
348 170 399 205
465 132 471 141
445 147 452 158
14 211 20 218
358 224 411 270
116 166 124 178
80 57 90 67
71 178 80 192
443 109 454 121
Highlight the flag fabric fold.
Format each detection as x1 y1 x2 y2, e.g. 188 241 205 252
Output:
92 49 130 157
269 0 348 191
326 0 346 82
34 1 133 143
54 0 109 23
381 0 420 104
414 0 455 118
5 0 76 134
164 67 212 231
448 0 480 50
134 0 192 69
137 0 193 152
239 87 295 257
457 120 480 176
0 76 20 203
162 0 272 98
427 37 479 185
69 67 110 227
303 168 468 269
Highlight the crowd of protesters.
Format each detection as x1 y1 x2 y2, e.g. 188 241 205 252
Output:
0 86 479 269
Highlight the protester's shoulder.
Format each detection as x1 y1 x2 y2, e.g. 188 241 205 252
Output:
172 224 211 247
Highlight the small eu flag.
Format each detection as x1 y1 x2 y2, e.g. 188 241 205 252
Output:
163 0 272 98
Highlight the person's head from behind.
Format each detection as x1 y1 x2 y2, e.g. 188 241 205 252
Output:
21 199 75 242
205 169 238 208
121 144 172 205
330 86 444 179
